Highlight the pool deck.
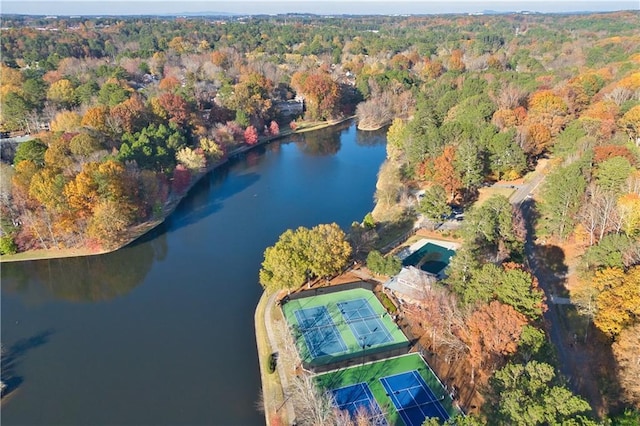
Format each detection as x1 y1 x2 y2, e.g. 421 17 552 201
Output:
408 238 460 253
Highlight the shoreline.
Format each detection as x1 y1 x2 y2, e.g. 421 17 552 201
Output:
356 121 389 131
0 116 355 263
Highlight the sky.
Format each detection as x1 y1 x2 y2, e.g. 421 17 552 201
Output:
1 0 637 16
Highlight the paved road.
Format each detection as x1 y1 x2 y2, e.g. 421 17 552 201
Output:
509 173 546 206
0 135 34 144
520 199 572 382
503 165 577 383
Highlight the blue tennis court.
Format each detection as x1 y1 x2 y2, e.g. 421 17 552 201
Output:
294 306 347 358
380 370 449 426
331 383 388 426
338 298 393 347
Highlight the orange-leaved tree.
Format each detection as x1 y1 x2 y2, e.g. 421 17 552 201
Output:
527 89 569 136
81 105 109 133
460 300 528 383
111 95 147 133
290 70 340 121
244 125 258 145
432 145 462 201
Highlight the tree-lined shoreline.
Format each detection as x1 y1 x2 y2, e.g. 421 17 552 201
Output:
0 117 352 262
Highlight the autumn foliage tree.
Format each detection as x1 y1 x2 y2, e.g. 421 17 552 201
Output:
155 93 190 126
176 147 206 171
69 133 102 157
432 145 461 201
50 111 82 133
593 266 640 337
111 95 147 133
593 145 636 165
448 49 466 72
618 105 640 142
523 123 552 156
612 323 640 407
527 90 569 136
461 301 528 383
413 284 468 362
47 79 77 108
291 70 340 121
198 137 224 162
225 72 273 123
259 223 351 293
171 164 191 194
268 120 279 136
617 193 640 236
64 160 138 220
81 105 109 133
244 125 258 145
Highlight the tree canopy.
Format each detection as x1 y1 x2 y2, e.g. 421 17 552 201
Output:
259 223 351 293
487 361 596 425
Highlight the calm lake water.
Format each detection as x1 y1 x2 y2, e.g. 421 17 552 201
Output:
0 121 388 425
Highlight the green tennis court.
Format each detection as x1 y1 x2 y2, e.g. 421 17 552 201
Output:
316 353 458 426
281 287 408 367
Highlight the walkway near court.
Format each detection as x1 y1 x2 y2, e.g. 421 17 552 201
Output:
257 291 296 425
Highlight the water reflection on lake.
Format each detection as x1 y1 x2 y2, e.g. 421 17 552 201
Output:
0 121 387 425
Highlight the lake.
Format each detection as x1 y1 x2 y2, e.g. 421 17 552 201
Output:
0 121 388 425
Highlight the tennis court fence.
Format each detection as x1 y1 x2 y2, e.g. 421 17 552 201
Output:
285 281 375 302
305 341 412 373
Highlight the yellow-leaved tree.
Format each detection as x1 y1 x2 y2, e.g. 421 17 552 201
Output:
618 193 640 236
618 104 640 143
50 111 82 132
593 266 640 337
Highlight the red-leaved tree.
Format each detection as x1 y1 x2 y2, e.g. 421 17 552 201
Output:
172 164 191 194
244 125 259 145
157 93 190 126
269 120 280 136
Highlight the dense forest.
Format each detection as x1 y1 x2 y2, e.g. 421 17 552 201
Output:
360 10 640 426
2 10 640 424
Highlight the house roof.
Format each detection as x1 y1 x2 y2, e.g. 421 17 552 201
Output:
383 266 436 301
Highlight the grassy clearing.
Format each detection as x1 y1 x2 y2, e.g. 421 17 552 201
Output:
473 186 515 208
374 217 415 252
